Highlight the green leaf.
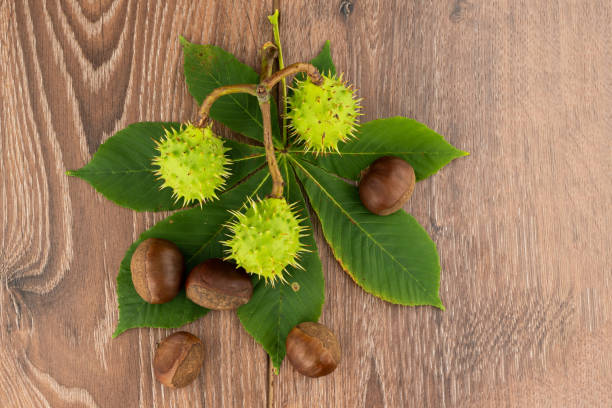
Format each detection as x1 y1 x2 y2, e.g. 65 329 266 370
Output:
68 122 182 211
237 159 325 372
224 138 267 188
296 117 468 181
180 37 281 145
309 40 336 77
291 157 444 308
68 122 265 212
294 40 336 82
113 170 271 337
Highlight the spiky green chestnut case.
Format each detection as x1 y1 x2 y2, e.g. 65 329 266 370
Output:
287 74 361 153
152 124 231 206
224 197 306 284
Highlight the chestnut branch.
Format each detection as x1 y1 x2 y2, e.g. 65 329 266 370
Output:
197 84 258 127
260 42 278 81
194 52 324 199
261 62 323 91
257 90 284 198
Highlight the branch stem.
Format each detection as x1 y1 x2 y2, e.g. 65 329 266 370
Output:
260 42 278 81
261 62 322 91
258 96 284 198
197 84 258 127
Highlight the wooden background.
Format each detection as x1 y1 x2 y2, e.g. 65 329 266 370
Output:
1 0 610 407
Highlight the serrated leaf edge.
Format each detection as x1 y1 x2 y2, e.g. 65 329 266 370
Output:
290 157 444 309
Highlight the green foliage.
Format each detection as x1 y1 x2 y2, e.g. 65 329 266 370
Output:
180 37 281 145
297 40 336 80
292 158 443 308
308 117 469 181
237 162 324 372
113 171 271 337
68 122 265 211
71 38 467 368
68 122 182 211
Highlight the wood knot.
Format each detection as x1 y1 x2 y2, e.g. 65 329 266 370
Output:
340 1 353 18
450 0 472 23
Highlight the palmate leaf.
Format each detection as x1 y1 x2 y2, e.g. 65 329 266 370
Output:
295 40 336 82
113 170 271 337
309 40 336 77
68 122 265 211
301 117 468 182
291 157 443 308
237 158 324 372
181 37 281 145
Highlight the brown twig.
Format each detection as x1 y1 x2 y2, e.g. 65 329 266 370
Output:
197 84 258 127
260 42 278 81
194 47 321 198
261 62 322 91
257 92 284 198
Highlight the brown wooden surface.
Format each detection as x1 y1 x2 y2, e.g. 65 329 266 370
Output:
1 1 610 407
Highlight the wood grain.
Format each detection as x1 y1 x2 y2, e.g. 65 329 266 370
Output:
1 1 272 407
1 0 610 407
277 0 612 407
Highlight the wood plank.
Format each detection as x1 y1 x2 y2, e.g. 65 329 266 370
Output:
1 0 611 407
0 1 274 407
276 1 612 407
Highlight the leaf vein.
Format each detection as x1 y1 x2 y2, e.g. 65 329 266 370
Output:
290 157 437 302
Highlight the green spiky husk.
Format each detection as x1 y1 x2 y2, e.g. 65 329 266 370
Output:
152 124 231 206
224 197 307 285
287 74 361 153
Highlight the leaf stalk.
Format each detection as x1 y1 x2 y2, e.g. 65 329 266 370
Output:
268 9 288 146
258 96 284 198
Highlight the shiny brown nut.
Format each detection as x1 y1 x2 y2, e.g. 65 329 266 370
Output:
130 238 184 304
186 258 253 310
153 331 204 388
286 322 341 378
358 156 416 216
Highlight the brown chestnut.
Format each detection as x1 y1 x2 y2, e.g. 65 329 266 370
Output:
186 258 253 310
153 331 204 388
286 322 341 378
358 156 416 216
130 238 184 304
